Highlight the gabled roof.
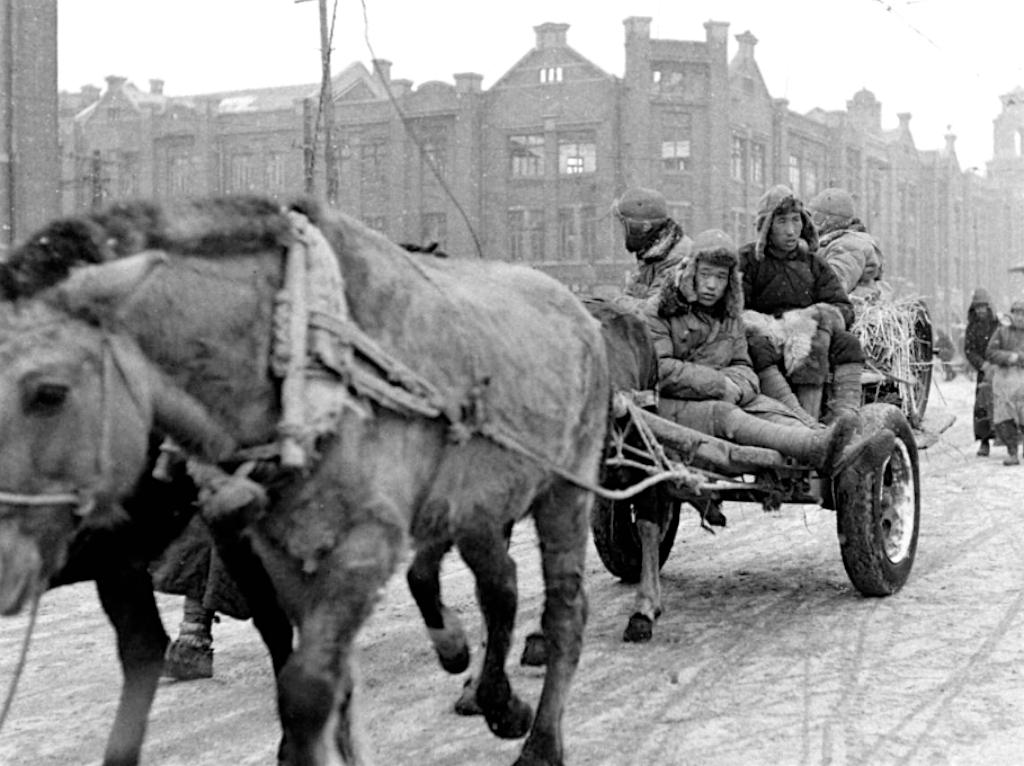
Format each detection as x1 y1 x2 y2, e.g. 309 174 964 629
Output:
491 31 612 89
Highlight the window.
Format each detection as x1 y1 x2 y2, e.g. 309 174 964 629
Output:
420 213 447 249
116 152 139 198
804 159 819 197
750 142 766 185
662 140 691 172
227 153 259 193
167 154 194 196
869 171 883 224
580 206 596 260
360 139 388 186
558 208 578 260
508 208 545 261
510 133 545 178
788 154 801 192
731 136 745 181
729 209 747 244
417 123 449 180
539 67 563 84
558 132 596 175
266 152 286 192
846 148 861 193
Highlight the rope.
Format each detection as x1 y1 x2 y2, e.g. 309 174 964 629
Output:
0 593 40 733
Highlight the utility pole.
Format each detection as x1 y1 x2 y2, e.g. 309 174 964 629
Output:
296 0 338 203
318 0 338 205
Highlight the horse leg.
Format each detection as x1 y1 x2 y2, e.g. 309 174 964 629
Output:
406 536 470 674
94 565 168 766
514 481 590 766
275 516 403 766
455 514 533 740
623 518 661 643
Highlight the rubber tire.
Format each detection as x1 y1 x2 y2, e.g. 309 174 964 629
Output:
591 489 681 583
834 403 920 596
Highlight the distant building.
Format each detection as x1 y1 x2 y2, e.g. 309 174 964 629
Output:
1 0 60 254
58 17 1024 326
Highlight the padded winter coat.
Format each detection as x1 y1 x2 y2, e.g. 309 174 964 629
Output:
739 242 855 329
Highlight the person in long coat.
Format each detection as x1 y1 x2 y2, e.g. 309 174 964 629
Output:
985 298 1024 465
965 287 1000 455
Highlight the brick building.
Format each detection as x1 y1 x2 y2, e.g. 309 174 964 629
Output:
58 17 1024 328
1 0 60 255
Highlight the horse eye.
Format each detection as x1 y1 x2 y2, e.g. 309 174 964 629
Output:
25 381 69 414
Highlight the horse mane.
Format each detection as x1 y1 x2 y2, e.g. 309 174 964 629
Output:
3 195 295 299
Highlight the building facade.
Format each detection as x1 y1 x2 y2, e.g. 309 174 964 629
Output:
1 0 60 255
57 17 1024 329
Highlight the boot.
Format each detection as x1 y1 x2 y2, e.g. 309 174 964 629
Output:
996 421 1020 466
721 409 858 473
758 366 817 426
794 384 823 421
825 363 864 422
164 598 214 681
977 439 990 457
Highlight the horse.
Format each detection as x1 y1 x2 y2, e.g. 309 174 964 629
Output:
0 194 609 765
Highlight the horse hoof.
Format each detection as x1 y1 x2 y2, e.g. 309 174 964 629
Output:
519 632 548 667
163 638 213 680
623 612 654 643
485 694 533 739
453 676 482 716
437 643 470 674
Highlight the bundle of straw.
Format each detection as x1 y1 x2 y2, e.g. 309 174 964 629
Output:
851 295 930 387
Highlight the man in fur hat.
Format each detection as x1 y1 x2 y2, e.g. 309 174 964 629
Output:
807 187 887 301
612 186 693 310
739 184 867 424
645 228 891 480
984 298 1024 465
965 287 1000 456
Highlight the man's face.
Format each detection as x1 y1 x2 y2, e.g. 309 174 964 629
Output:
770 211 803 253
694 262 730 307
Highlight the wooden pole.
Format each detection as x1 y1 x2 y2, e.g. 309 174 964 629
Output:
318 0 338 205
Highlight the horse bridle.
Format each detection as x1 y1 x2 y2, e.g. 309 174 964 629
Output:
0 331 130 517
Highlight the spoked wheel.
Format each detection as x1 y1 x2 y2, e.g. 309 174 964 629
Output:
591 487 681 583
834 403 920 595
903 302 933 428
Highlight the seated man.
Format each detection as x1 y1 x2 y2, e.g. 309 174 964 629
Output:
611 186 692 312
645 228 891 473
740 184 867 422
806 187 889 302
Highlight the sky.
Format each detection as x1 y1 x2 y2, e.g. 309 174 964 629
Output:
57 0 1024 174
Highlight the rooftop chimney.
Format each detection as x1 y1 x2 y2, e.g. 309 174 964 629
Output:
104 75 127 92
80 84 101 103
372 59 392 83
735 30 758 61
149 78 164 95
534 22 569 49
623 16 652 40
454 72 483 94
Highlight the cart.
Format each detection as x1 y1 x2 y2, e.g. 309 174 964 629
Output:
590 392 920 641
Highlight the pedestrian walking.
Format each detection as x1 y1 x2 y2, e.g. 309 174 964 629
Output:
965 287 1000 456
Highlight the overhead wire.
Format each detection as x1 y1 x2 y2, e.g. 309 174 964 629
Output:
357 0 485 259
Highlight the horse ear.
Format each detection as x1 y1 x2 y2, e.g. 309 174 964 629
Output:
56 251 168 313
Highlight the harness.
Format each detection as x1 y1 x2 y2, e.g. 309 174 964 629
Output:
0 331 140 516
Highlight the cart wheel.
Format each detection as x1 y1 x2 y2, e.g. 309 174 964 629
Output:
834 403 920 595
591 488 681 583
905 302 933 428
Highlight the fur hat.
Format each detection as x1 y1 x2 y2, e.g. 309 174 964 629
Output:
970 287 993 306
659 228 744 319
612 187 669 223
752 184 818 261
808 188 855 220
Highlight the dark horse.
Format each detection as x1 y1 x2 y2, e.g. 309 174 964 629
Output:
0 195 609 765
